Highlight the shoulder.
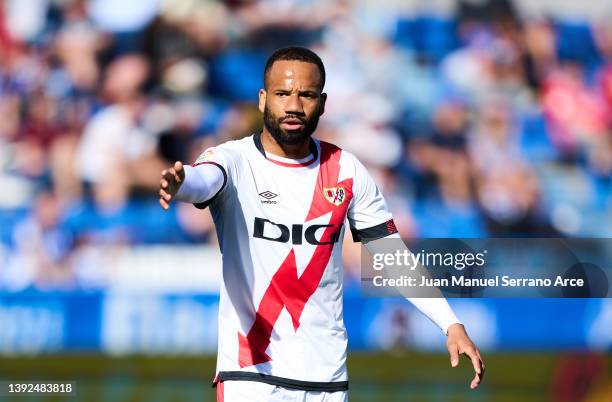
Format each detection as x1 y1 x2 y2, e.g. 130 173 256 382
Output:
317 139 359 165
317 139 343 156
215 135 253 155
194 135 253 165
317 140 360 159
317 140 364 171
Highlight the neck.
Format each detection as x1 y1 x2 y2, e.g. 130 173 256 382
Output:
261 128 312 159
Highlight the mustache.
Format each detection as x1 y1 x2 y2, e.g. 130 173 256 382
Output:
278 115 306 123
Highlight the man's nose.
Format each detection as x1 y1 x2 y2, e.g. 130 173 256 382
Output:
285 93 304 114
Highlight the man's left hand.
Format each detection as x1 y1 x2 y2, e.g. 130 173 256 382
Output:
446 323 485 389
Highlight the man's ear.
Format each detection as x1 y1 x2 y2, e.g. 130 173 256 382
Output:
258 89 266 113
319 92 327 116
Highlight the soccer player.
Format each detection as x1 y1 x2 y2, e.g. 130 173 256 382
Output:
159 46 484 401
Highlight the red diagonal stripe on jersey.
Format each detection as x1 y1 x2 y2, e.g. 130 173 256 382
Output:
216 381 224 402
238 142 354 368
238 249 298 367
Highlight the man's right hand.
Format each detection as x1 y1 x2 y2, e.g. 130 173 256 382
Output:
159 161 185 210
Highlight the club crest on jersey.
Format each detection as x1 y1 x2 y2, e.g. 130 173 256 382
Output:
323 186 346 207
195 149 215 163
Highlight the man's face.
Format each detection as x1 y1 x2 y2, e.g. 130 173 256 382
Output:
259 60 326 146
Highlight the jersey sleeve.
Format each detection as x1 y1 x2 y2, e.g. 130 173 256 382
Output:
346 154 398 243
190 146 233 209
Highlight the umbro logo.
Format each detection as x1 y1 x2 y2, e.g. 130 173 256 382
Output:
259 191 278 199
259 191 278 204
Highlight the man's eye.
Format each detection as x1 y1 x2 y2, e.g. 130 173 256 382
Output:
277 93 288 97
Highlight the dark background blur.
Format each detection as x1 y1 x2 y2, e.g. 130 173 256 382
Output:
0 0 610 401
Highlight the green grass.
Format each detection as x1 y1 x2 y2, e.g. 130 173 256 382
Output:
0 353 609 401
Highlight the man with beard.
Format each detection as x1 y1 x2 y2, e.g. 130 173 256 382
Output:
159 47 484 401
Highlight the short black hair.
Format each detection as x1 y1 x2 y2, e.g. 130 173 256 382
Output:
263 46 326 91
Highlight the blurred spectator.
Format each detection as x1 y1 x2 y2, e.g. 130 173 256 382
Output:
5 191 73 291
74 54 165 190
541 64 609 155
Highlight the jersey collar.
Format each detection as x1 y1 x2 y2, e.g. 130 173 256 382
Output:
253 132 318 168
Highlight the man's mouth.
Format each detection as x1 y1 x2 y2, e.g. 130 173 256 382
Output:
280 118 305 131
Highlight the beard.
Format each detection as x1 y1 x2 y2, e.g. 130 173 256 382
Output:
263 105 321 146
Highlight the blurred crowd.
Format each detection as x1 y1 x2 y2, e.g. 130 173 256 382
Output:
1 0 611 289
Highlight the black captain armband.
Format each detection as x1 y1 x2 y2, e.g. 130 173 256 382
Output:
350 219 398 243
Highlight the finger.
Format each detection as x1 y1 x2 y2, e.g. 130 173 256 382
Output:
464 347 482 375
170 166 182 183
159 189 172 201
161 169 174 181
159 197 169 210
160 179 168 189
167 167 180 184
470 372 481 389
477 350 485 376
448 343 460 368
174 161 183 174
175 161 184 181
470 362 483 389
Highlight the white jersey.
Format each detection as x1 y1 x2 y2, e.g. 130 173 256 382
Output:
192 133 398 391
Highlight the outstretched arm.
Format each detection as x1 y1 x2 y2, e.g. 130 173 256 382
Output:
364 234 485 389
